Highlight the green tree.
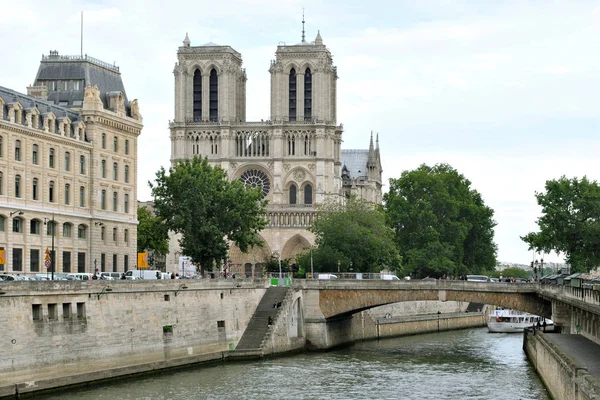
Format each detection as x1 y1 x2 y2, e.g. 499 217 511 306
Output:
149 157 268 272
137 206 169 255
496 267 530 279
298 196 401 273
384 163 497 278
521 176 600 273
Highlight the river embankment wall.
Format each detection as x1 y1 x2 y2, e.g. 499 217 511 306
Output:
524 329 600 400
0 280 266 398
1 281 487 398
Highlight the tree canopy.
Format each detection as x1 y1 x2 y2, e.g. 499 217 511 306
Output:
136 206 169 255
521 176 600 273
296 196 401 274
149 157 268 271
383 163 497 278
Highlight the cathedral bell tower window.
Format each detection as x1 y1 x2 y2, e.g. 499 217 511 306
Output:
209 69 218 122
289 184 297 205
304 68 312 121
289 68 297 121
193 69 202 122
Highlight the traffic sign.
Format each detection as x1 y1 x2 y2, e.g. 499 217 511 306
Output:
45 260 51 268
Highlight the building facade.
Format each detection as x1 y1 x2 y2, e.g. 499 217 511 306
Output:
167 31 382 274
0 52 142 276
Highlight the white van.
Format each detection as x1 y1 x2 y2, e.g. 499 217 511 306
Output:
66 273 93 281
100 272 121 280
466 275 489 282
381 274 400 281
125 270 161 280
318 273 338 280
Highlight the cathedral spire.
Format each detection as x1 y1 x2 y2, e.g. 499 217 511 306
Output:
367 131 376 168
315 30 323 45
183 32 190 47
301 9 306 42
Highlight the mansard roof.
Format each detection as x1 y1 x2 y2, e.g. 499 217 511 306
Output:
0 85 81 123
33 51 130 111
341 149 369 179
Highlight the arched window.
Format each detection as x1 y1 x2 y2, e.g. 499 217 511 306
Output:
65 183 70 205
101 226 106 241
15 140 21 161
113 191 118 211
49 181 54 202
304 184 313 205
101 190 106 210
124 229 129 243
46 220 56 236
30 219 41 235
0 215 4 232
124 194 129 213
102 133 106 149
125 139 129 155
63 223 72 238
193 69 202 121
101 160 106 178
113 136 118 152
65 152 70 171
0 171 3 195
112 227 117 241
125 165 129 183
32 144 38 164
80 155 85 174
209 68 218 122
15 175 21 197
289 184 297 204
78 224 87 239
304 68 312 120
0 135 3 158
289 68 297 121
32 178 38 200
49 148 55 168
113 162 118 180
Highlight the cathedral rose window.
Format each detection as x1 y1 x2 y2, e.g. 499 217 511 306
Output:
240 169 271 198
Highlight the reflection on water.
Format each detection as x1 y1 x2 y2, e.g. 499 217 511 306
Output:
36 328 550 400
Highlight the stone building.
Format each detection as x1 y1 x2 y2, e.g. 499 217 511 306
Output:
167 30 382 275
0 52 142 276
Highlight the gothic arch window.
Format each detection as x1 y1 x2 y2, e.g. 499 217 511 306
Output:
289 68 297 121
240 169 270 198
193 69 202 122
289 184 297 204
209 69 218 122
304 183 313 205
304 68 312 120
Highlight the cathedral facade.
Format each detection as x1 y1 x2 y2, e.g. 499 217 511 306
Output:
167 30 382 274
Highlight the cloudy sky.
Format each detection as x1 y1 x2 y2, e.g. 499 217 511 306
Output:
2 0 599 264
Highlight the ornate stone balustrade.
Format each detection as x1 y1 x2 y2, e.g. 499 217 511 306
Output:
266 209 317 228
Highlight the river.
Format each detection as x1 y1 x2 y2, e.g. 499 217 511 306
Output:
35 327 550 400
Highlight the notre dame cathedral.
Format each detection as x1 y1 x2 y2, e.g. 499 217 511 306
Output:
166 28 383 275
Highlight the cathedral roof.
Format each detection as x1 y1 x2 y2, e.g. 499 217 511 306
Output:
341 150 369 179
202 42 220 46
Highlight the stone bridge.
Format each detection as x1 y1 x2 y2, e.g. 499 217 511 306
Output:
298 280 552 320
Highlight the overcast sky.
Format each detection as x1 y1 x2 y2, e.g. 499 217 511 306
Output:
2 0 599 265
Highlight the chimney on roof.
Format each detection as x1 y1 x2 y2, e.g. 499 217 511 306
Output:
27 84 48 101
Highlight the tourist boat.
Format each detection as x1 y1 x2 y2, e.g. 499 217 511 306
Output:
487 309 554 333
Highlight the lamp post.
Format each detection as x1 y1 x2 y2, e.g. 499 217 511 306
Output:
310 248 314 279
540 258 544 279
534 259 539 282
44 215 55 280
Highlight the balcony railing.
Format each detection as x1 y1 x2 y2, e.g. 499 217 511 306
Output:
266 209 317 228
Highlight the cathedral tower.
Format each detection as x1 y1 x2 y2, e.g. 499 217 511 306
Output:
269 31 337 123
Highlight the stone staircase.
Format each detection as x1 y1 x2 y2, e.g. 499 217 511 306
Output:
234 286 290 351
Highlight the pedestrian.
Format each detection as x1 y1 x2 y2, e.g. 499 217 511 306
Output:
121 273 126 280
156 271 161 280
92 274 98 280
175 273 180 279
171 272 175 279
542 320 547 332
532 323 536 336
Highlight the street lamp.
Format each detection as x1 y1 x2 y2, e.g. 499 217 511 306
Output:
44 215 55 281
9 210 24 217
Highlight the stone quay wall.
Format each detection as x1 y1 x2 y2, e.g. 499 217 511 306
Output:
524 330 600 400
0 280 267 398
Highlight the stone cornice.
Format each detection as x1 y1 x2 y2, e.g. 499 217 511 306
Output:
81 110 143 136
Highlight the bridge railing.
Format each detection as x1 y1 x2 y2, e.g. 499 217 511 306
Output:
540 284 600 307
